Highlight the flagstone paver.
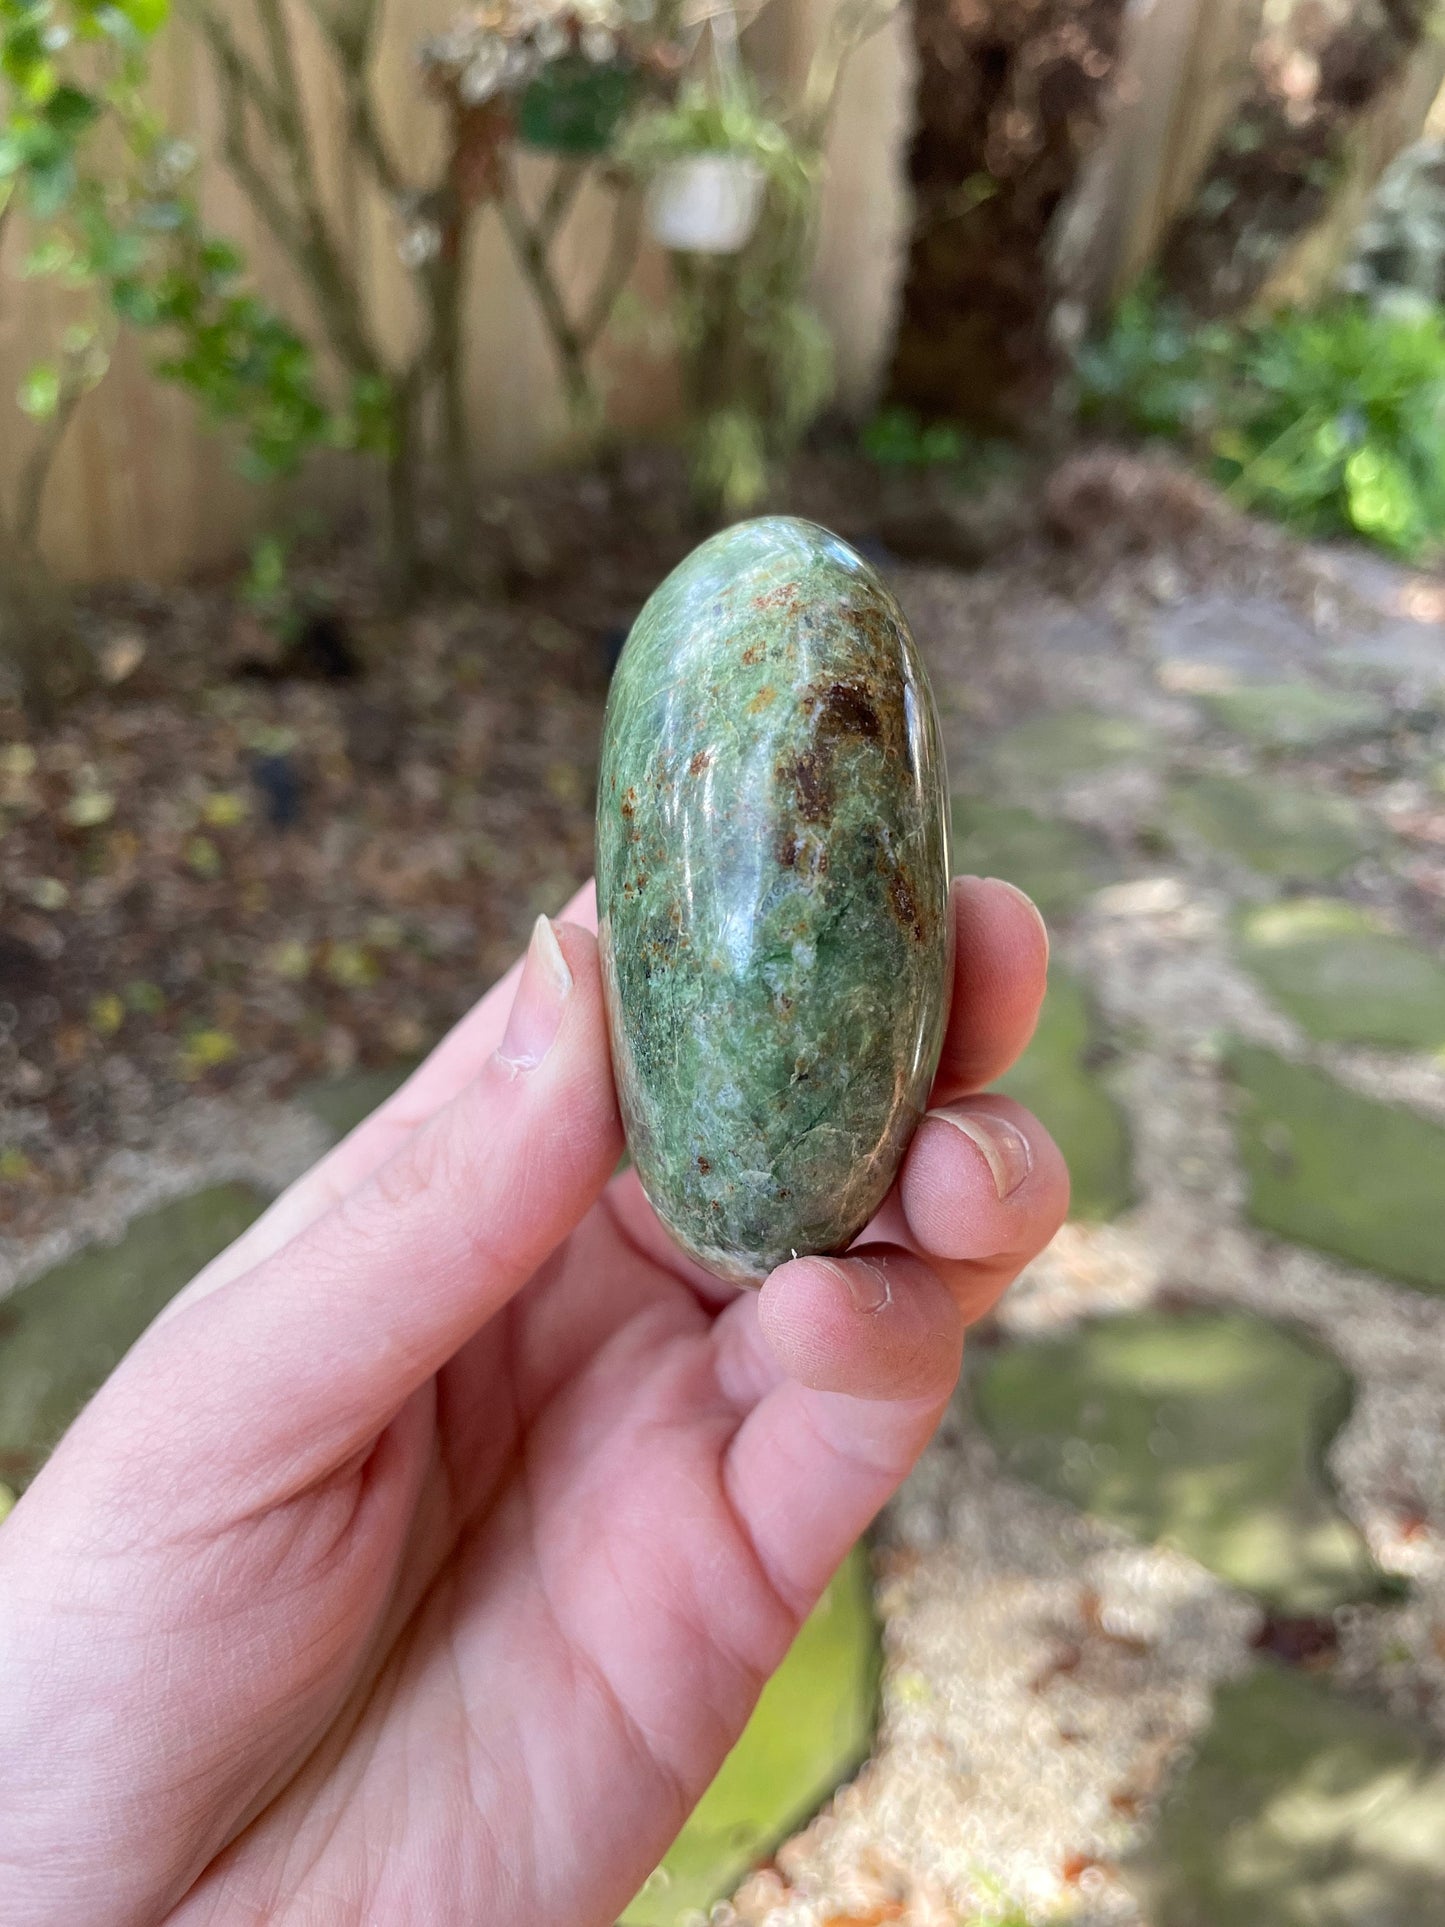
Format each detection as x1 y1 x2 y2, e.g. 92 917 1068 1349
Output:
952 797 1113 919
622 1543 878 1925
974 1309 1379 1612
1166 773 1374 880
1130 1662 1445 1927
0 1184 266 1491
298 1062 418 1143
1234 899 1445 1050
995 971 1133 1221
988 709 1159 791
1230 1045 1445 1297
1196 681 1390 752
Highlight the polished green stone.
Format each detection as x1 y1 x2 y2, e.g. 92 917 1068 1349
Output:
597 518 952 1284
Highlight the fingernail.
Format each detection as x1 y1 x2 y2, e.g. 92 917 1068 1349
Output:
821 1256 891 1315
985 877 1050 965
497 917 572 1072
929 1104 1033 1200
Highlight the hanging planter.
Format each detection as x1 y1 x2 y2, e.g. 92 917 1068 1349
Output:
517 55 640 156
645 151 765 254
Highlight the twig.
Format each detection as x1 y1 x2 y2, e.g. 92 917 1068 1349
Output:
498 178 595 418
799 0 898 142
16 379 86 553
194 0 380 378
538 158 587 247
580 180 643 352
298 0 407 200
187 6 288 138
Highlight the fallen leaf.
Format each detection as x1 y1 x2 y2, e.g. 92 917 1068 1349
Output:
179 1029 238 1078
89 993 125 1037
65 790 116 829
100 633 146 685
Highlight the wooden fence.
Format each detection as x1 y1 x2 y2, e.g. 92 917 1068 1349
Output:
2 0 1440 584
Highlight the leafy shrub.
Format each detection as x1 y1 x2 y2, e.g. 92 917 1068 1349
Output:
861 406 1023 490
1079 288 1445 560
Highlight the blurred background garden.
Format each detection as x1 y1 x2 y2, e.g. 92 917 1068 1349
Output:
2 0 1445 1921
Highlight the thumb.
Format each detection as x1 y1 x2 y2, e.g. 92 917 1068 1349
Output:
84 917 623 1499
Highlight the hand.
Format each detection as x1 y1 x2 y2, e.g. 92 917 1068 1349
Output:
0 876 1065 1927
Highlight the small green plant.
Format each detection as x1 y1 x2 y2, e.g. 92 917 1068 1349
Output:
1079 287 1445 561
0 0 356 717
624 74 829 514
862 406 975 466
0 0 167 716
861 405 1023 490
625 0 894 516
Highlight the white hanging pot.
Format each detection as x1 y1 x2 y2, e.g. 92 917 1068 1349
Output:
646 153 765 255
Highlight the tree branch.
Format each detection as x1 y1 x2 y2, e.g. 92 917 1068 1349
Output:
16 380 86 553
537 157 587 247
297 0 406 200
193 0 381 377
580 179 642 353
497 166 591 415
188 6 288 139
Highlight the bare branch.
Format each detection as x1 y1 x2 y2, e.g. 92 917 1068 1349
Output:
187 5 288 138
580 180 642 353
497 166 591 415
799 0 898 143
192 0 381 377
16 381 86 552
297 0 406 200
537 158 587 247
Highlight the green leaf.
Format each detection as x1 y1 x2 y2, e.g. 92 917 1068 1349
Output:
116 0 169 36
42 83 100 137
110 277 160 326
21 234 75 276
24 151 75 216
17 361 61 418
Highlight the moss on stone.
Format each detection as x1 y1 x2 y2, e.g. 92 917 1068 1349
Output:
623 1543 878 1924
1166 773 1373 880
995 972 1132 1221
975 1309 1379 1611
1130 1662 1445 1927
1229 1045 1445 1296
1197 681 1389 752
1234 899 1445 1050
952 797 1113 919
0 1184 267 1490
989 709 1158 791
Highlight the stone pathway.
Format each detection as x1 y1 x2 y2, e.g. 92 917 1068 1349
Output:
712 549 1445 1925
2 534 1444 1925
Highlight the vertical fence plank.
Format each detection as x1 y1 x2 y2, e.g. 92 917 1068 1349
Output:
1062 0 1264 323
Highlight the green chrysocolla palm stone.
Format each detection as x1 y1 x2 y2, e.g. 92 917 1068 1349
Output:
597 517 953 1284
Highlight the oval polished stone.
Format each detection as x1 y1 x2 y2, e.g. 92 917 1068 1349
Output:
598 517 953 1284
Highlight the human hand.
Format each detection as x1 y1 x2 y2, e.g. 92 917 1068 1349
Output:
0 875 1065 1927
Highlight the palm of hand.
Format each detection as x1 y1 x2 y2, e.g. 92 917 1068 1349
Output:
0 880 1064 1927
177 1195 810 1925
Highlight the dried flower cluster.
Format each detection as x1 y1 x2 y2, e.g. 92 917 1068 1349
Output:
420 0 660 106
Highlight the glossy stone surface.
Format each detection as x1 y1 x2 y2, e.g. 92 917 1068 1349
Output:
597 517 952 1284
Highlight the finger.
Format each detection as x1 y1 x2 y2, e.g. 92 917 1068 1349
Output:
757 1249 964 1401
933 876 1049 1103
110 916 623 1496
891 1093 1070 1321
722 1258 964 1608
181 881 599 1303
729 1098 1066 1413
